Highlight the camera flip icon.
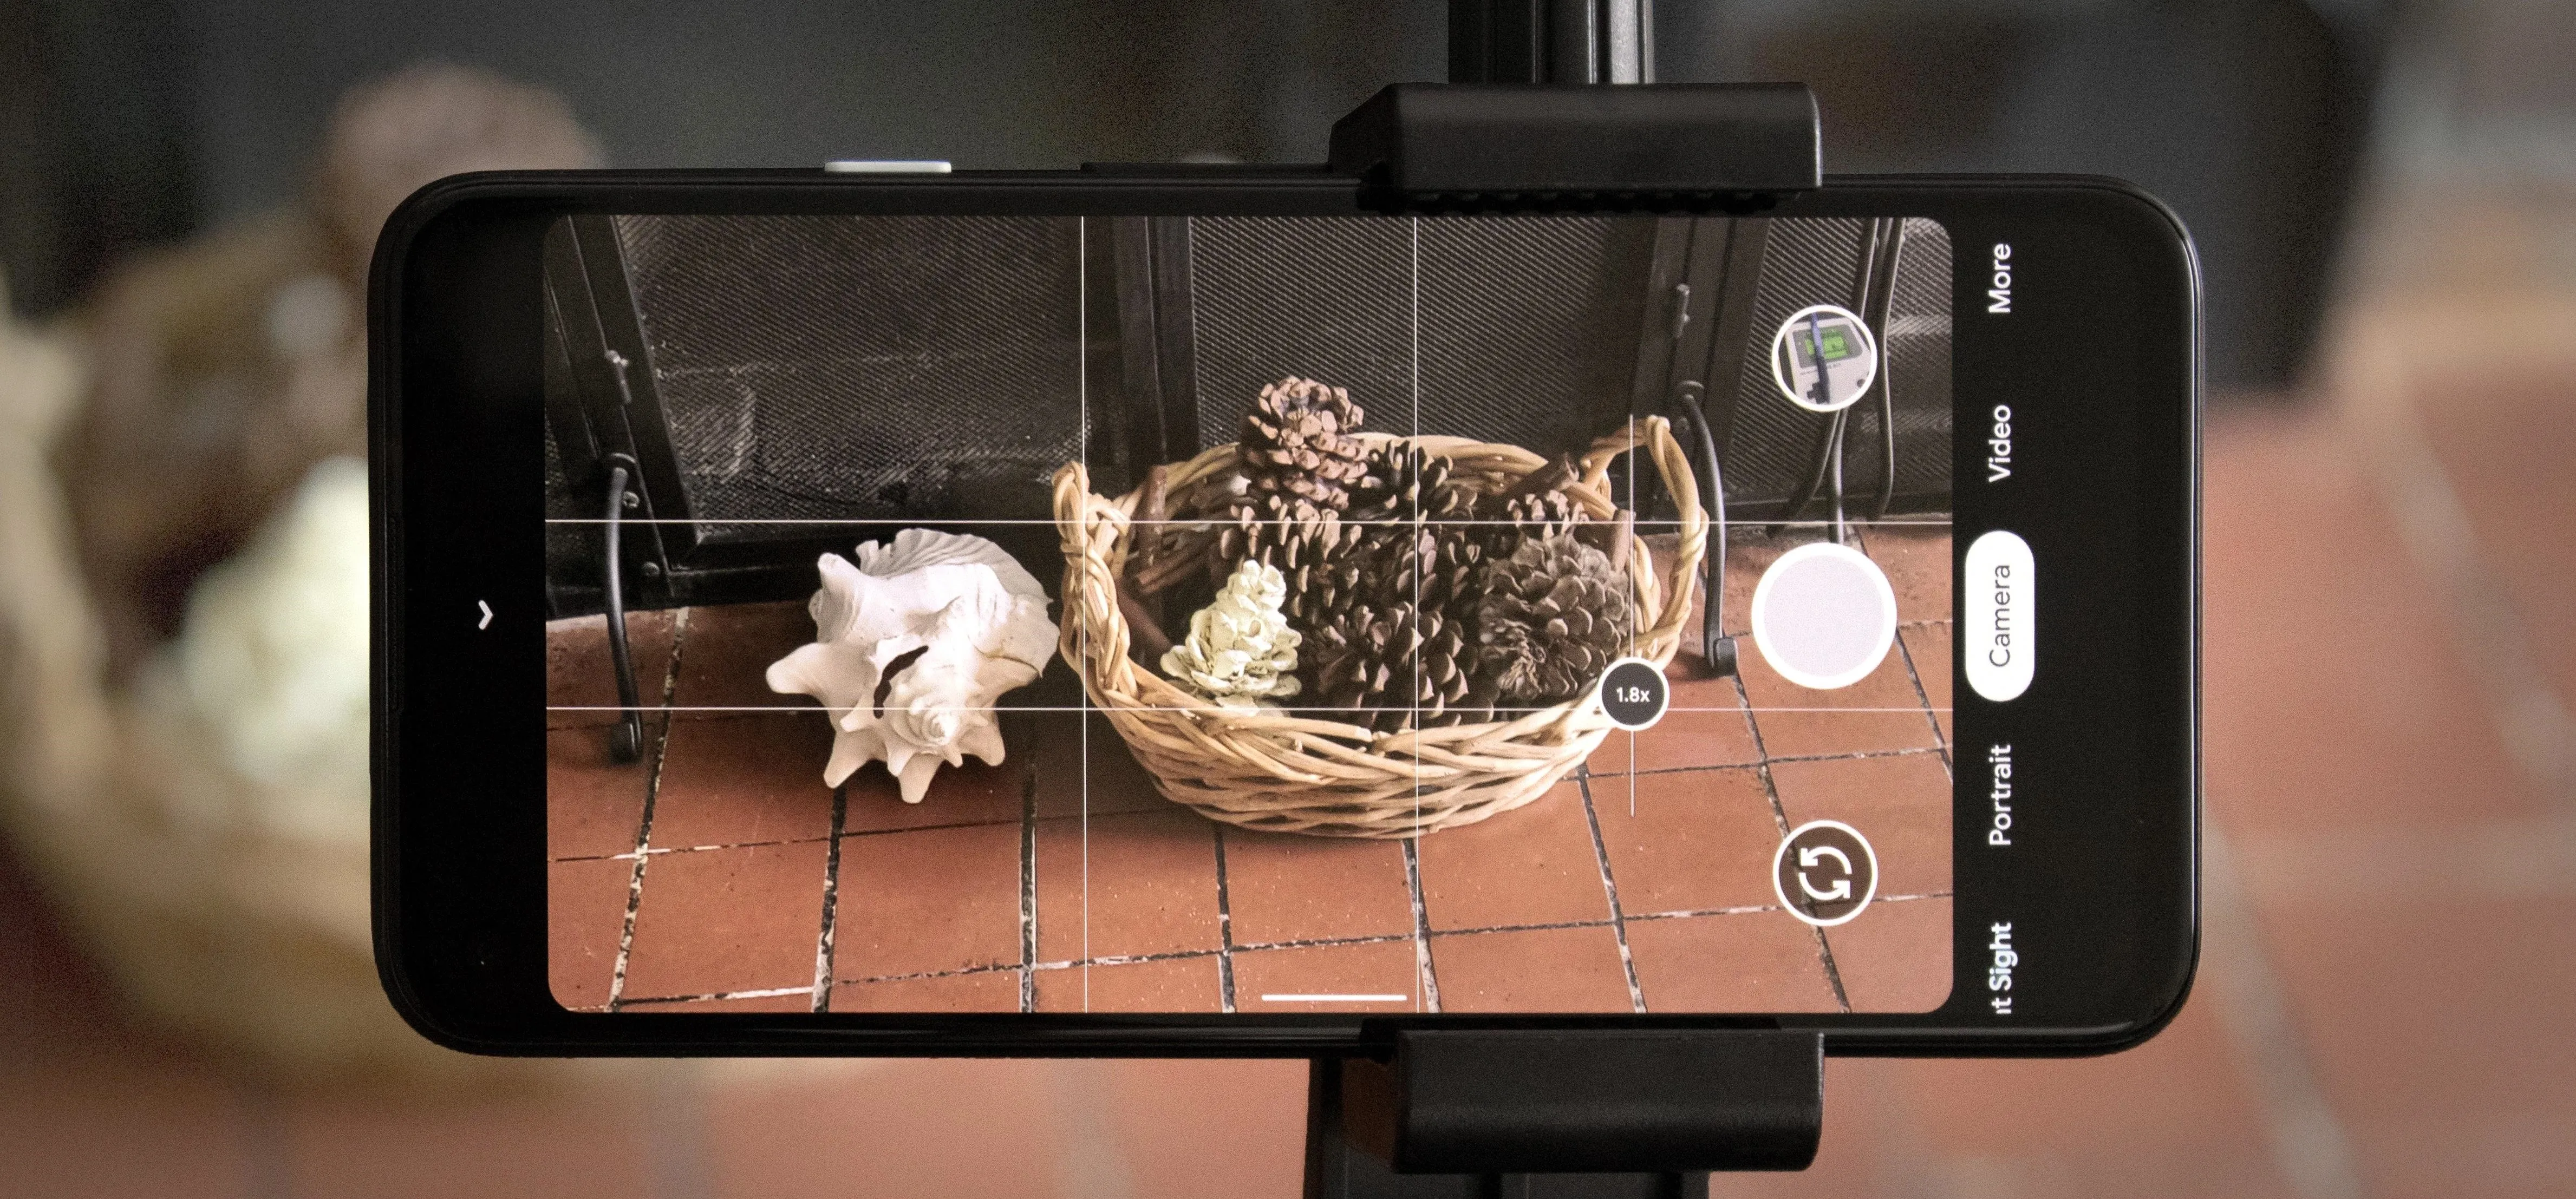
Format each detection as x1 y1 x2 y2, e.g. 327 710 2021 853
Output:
1772 820 1879 927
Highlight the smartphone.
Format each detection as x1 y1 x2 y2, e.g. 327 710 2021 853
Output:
372 168 2198 1057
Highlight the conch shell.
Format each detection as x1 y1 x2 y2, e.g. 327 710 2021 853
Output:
765 529 1056 803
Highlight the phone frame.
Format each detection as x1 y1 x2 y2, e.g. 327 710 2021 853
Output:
372 170 2200 1058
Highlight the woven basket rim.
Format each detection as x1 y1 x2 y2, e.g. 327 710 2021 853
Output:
1050 417 1708 837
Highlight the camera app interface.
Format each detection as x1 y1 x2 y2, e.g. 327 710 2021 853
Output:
542 213 1956 1015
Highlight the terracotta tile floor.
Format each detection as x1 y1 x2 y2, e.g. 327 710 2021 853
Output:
545 518 1953 1015
14 390 2576 1194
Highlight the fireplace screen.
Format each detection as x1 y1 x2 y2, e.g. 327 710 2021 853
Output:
542 212 1951 617
543 209 1961 1019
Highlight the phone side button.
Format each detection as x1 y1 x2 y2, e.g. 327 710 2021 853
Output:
821 160 953 173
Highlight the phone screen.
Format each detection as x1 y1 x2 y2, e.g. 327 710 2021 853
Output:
542 212 1957 1017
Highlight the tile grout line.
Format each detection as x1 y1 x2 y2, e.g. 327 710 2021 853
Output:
804 907 1889 994
2203 825 2368 1199
1212 824 1238 1013
807 783 848 1013
607 605 690 1011
1892 621 1954 781
1401 838 1442 1013
1576 771 1649 1013
1622 892 1949 923
2345 367 2576 805
1019 758 1039 1014
1736 668 1854 1013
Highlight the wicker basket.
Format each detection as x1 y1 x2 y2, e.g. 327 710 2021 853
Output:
1050 416 1707 838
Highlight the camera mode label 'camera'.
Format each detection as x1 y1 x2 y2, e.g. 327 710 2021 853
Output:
1964 530 2034 702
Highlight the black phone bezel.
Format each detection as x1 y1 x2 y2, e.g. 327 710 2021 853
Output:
371 171 2199 1059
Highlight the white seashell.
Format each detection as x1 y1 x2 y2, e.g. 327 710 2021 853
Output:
1161 559 1301 709
766 530 1057 803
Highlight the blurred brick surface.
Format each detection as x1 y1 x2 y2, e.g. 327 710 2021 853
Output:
703 1059 1073 1198
14 396 2576 1194
279 1094 654 1199
0 845 257 1199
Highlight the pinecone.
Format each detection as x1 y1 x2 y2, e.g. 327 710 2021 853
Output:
1346 442 1473 524
1306 601 1493 733
1275 522 1484 636
1208 491 1336 579
1475 486 1585 556
1238 377 1371 509
1475 535 1631 709
1276 520 1385 633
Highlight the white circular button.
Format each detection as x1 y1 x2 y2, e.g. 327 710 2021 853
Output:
1749 542 1899 691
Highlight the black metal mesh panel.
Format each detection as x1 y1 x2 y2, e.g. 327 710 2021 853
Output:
1185 217 1651 455
1882 217 1954 506
1721 217 1867 515
1416 217 1653 455
1713 217 1952 517
1186 217 1412 447
614 215 1084 536
542 415 602 617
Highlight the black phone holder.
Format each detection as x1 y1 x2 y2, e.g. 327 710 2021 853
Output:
1308 1030 1823 1197
1301 83 1823 1197
1331 80 1819 686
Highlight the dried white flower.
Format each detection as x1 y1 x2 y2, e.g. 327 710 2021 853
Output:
171 456 372 842
1162 559 1302 709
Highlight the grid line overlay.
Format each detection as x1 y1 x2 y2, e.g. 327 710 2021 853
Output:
551 523 1955 1015
545 213 1953 1018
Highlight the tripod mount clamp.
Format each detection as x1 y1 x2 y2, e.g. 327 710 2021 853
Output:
1344 1029 1822 1173
1326 82 1820 209
1298 83 1830 1196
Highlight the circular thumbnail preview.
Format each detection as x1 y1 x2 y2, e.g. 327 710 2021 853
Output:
1749 541 1897 691
1768 303 1879 413
1773 820 1879 927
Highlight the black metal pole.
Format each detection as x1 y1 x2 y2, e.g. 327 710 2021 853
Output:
1450 0 1651 84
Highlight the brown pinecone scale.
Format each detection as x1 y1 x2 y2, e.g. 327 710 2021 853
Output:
1346 442 1474 524
1475 487 1584 556
1305 601 1494 733
1475 535 1631 709
1239 376 1371 509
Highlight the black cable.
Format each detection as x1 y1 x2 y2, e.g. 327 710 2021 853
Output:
1675 384 1736 676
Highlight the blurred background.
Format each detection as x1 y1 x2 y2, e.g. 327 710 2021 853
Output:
2 0 2571 1195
